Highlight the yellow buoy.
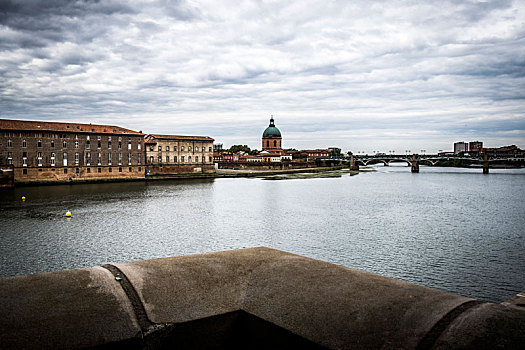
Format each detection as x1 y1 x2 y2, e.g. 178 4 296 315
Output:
21 196 26 201
65 211 72 217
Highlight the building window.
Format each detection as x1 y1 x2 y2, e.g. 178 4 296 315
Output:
50 141 54 148
7 152 12 165
128 152 132 165
166 145 170 152
86 135 90 140
98 167 102 173
75 141 79 148
108 136 112 141
118 136 122 141
158 156 162 164
108 152 112 165
181 156 185 162
196 146 199 151
97 135 101 140
138 143 141 150
189 146 192 152
118 142 122 150
63 141 67 148
22 140 27 148
86 140 90 149
87 168 91 173
174 156 177 162
23 168 27 175
209 156 212 162
98 153 102 165
188 156 192 162
118 153 122 165
129 167 132 172
64 168 67 174
119 167 122 172
174 146 177 151
108 141 112 149
76 168 80 174
37 152 42 166
51 152 55 166
158 146 162 151
166 156 170 163
109 167 112 173
86 152 90 165
195 156 199 162
149 145 154 151
209 147 212 152
7 139 12 147
37 140 42 147
128 142 131 150
138 154 141 164
181 146 185 151
98 141 101 148
149 156 154 164
274 140 277 147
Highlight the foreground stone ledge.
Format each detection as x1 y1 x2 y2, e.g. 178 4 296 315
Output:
1 247 524 349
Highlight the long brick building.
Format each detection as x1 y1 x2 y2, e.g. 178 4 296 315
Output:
0 119 145 184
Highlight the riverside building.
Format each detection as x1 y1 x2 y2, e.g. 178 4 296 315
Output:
0 119 145 184
144 134 214 174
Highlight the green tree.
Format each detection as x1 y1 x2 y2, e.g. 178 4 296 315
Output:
228 145 252 153
330 148 341 156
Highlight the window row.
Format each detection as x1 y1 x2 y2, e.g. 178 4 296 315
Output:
4 133 136 140
150 145 213 152
6 139 142 150
7 152 142 166
148 155 213 164
21 166 142 175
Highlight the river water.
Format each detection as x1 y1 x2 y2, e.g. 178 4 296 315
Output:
1 165 524 302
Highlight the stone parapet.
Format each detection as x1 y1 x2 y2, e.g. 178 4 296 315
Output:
1 247 524 349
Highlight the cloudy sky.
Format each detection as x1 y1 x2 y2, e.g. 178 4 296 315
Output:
1 0 524 152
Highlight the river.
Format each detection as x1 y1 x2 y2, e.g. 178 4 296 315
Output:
1 165 524 303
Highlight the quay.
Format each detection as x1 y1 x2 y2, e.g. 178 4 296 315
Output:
1 247 524 349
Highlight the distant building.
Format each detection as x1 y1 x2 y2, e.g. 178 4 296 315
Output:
469 141 483 155
144 134 214 174
301 149 331 161
454 142 468 154
0 118 144 184
482 145 523 158
262 116 283 154
213 143 223 152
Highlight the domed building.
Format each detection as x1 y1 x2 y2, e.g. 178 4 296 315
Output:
262 116 282 153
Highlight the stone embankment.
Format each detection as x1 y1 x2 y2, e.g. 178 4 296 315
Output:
1 247 524 349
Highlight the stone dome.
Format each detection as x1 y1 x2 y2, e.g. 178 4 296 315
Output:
262 117 281 138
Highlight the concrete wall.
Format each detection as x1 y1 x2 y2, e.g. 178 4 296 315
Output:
146 164 215 175
0 165 14 187
13 166 145 184
1 247 524 349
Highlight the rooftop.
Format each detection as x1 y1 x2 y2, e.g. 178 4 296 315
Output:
145 134 214 143
0 118 143 135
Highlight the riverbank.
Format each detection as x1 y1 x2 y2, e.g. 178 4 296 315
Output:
5 166 352 187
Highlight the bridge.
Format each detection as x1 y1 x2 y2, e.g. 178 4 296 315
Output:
315 154 516 173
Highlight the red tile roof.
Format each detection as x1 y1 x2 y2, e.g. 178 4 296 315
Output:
145 134 214 143
0 118 143 135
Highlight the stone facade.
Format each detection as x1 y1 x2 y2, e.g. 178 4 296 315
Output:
0 119 145 184
145 134 214 175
